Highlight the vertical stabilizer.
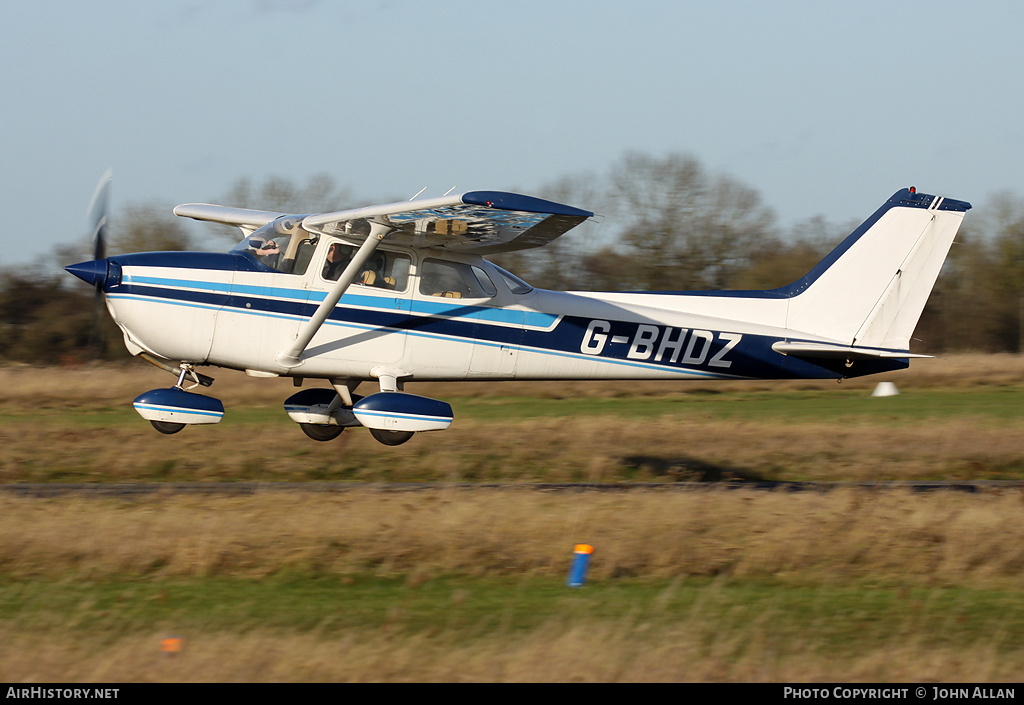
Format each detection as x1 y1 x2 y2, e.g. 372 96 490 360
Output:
783 189 970 349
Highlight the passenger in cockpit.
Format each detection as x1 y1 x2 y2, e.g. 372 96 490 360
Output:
322 242 353 281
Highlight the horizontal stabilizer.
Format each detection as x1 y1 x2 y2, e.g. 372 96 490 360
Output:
772 341 932 360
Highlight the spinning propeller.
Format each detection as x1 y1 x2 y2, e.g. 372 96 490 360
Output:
88 169 111 262
87 170 111 355
64 170 113 355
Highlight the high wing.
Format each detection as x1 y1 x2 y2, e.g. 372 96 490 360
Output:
303 191 593 253
176 191 593 254
174 191 593 368
172 204 293 236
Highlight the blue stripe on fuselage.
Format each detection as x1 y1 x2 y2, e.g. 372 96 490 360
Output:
120 274 559 329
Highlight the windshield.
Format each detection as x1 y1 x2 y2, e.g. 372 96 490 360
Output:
232 217 318 275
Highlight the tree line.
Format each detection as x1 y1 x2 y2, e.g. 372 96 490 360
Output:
2 153 1022 364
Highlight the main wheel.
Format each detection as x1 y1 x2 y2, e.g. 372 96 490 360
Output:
151 420 185 435
300 424 345 442
368 428 414 446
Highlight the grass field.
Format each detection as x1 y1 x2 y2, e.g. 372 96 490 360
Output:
2 354 1024 484
1 355 1023 681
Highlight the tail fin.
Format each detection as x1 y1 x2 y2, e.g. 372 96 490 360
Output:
783 188 970 350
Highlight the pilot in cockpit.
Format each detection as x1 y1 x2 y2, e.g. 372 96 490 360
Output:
248 236 281 267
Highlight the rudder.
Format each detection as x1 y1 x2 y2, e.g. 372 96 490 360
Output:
782 188 970 349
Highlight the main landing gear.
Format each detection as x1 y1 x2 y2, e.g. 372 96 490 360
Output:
284 378 453 447
368 429 415 446
151 420 186 435
298 423 411 446
299 423 345 442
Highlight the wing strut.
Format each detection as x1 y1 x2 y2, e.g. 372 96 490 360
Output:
276 221 392 368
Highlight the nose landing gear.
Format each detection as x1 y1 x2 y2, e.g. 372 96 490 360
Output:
133 363 224 434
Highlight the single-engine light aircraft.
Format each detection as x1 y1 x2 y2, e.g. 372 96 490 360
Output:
66 184 970 446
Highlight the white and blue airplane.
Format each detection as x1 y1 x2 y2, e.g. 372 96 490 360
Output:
66 184 970 446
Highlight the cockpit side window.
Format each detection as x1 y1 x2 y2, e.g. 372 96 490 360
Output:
321 241 410 292
419 259 496 299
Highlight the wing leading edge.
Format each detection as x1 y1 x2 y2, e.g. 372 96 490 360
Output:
172 204 293 235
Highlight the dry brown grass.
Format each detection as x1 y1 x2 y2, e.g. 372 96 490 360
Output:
2 488 1024 681
2 361 1022 484
2 488 1023 586
0 411 1018 484
1 623 1019 682
2 357 1024 681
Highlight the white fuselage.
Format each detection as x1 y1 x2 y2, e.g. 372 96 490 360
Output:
105 244 797 385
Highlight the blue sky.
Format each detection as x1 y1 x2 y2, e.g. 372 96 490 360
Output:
3 0 1022 265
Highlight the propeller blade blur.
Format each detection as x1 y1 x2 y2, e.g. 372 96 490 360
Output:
88 169 112 261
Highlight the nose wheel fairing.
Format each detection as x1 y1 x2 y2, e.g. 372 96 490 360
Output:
132 387 225 426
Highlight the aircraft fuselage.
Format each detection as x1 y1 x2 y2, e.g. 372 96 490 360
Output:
99 246 898 386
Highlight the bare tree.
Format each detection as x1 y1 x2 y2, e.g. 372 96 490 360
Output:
730 216 853 291
219 173 352 215
491 172 604 290
193 173 356 246
574 152 776 291
109 203 195 255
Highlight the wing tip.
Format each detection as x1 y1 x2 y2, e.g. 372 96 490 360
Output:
462 191 593 218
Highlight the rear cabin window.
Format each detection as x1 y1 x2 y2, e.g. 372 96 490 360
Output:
419 259 496 299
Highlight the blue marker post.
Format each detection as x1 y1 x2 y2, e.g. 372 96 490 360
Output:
566 544 594 587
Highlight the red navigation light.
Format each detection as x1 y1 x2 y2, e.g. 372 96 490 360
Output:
910 186 916 193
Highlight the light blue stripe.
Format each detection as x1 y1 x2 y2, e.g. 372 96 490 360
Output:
133 403 224 418
124 274 559 329
407 299 557 329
